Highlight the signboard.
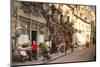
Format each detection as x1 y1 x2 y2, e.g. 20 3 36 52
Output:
18 34 29 44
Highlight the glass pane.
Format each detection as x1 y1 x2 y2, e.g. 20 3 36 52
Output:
21 29 26 34
19 17 30 29
31 22 35 29
31 21 39 30
21 29 30 35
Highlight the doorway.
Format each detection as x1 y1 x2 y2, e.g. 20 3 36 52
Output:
31 31 37 43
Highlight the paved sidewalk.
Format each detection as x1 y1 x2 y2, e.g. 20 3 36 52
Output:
49 45 96 63
12 46 89 66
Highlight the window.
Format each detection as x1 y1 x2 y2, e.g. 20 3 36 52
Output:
18 17 30 38
31 21 38 30
19 17 30 29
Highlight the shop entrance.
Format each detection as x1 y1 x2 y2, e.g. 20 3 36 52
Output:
31 31 37 43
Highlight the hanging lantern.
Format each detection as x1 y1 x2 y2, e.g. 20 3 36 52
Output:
15 30 21 37
15 27 22 37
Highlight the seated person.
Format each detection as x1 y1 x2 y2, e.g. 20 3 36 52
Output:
16 42 31 61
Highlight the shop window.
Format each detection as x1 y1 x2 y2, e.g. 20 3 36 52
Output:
31 22 38 30
21 29 30 38
18 17 31 38
21 29 27 34
19 17 30 29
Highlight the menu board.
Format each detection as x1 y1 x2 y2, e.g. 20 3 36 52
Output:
18 34 29 44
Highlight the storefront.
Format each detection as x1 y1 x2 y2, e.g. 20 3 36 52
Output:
16 16 47 45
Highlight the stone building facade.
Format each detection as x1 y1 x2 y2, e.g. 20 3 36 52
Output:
11 1 48 49
11 1 96 52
